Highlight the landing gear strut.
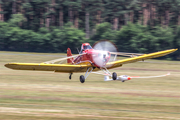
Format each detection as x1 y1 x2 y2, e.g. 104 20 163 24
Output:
100 68 117 80
112 72 117 80
79 67 94 83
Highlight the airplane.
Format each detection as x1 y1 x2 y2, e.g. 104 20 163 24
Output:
4 41 177 83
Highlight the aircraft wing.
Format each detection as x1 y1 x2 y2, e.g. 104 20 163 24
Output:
4 63 92 73
107 49 178 69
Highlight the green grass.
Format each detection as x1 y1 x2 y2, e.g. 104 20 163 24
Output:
0 51 180 120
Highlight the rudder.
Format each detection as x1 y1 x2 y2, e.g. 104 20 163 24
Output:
67 48 74 64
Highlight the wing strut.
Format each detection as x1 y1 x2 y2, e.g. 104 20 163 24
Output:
85 67 94 79
43 53 86 64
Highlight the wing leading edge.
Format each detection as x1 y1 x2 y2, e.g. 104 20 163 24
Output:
107 49 178 69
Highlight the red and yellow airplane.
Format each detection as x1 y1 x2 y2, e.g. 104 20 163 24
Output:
5 41 177 83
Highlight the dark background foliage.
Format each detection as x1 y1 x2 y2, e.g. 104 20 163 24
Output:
0 0 179 59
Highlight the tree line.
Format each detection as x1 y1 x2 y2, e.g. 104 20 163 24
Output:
0 0 179 59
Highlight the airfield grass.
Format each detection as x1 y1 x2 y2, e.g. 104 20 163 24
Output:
0 51 180 120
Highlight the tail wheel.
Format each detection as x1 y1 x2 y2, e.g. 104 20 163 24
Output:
112 72 117 80
69 73 73 80
80 75 85 83
69 75 71 80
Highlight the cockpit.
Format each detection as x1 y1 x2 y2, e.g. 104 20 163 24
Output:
80 43 93 53
83 45 92 50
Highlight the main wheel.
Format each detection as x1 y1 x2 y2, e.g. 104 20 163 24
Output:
80 75 85 83
112 72 117 80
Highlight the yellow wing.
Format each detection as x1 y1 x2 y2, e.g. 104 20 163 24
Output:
5 49 177 73
5 63 93 73
107 49 178 69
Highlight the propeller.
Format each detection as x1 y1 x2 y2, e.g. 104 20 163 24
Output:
93 40 118 53
92 40 144 67
92 40 118 67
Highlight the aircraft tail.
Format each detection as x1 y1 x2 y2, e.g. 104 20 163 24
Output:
67 48 74 64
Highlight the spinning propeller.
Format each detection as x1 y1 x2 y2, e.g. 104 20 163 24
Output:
93 40 118 53
92 40 144 67
92 40 118 67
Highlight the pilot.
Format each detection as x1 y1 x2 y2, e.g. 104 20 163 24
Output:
80 43 93 53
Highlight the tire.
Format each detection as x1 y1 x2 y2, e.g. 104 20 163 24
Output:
69 73 73 80
112 72 117 80
80 75 85 83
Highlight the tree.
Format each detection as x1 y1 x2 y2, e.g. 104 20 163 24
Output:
103 0 138 30
91 22 116 41
12 0 16 14
0 0 4 21
56 0 65 27
8 13 25 27
173 26 180 59
50 24 87 52
169 0 180 26
155 0 174 26
151 26 174 51
82 0 102 38
64 0 82 28
115 23 146 52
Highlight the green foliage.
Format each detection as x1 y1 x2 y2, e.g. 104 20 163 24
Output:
0 0 180 59
49 26 86 52
150 26 174 51
0 20 178 59
91 22 117 41
8 14 26 27
91 22 178 59
0 22 87 53
115 23 146 52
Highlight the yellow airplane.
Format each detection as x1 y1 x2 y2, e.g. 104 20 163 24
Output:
4 41 177 83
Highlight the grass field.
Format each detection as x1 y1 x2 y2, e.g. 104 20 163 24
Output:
0 51 180 120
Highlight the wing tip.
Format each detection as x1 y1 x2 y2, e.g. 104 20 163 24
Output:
4 63 13 69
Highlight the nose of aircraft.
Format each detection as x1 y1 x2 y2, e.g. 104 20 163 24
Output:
92 51 111 67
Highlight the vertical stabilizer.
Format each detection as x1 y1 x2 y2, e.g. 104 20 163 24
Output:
67 48 74 64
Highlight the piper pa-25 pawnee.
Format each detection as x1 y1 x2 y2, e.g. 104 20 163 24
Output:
5 41 177 83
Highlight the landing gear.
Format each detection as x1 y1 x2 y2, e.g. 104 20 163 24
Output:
112 72 117 80
80 75 85 83
69 73 73 80
79 67 94 83
100 68 117 81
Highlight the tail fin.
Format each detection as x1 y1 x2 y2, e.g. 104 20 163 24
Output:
67 48 74 64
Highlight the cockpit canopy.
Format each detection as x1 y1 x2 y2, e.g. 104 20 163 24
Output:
79 43 93 54
81 43 92 50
